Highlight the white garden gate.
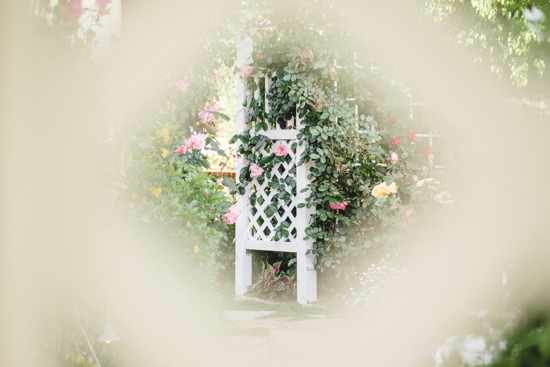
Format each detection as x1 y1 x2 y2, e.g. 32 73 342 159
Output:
234 13 317 304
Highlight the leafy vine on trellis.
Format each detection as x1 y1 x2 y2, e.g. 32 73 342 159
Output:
231 6 452 284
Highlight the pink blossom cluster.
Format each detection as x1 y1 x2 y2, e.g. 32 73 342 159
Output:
222 205 239 225
176 132 206 154
256 54 265 60
244 67 254 78
250 163 264 178
396 206 413 228
96 0 111 15
60 0 83 28
214 73 222 80
273 141 288 157
329 201 348 210
198 102 219 122
176 81 186 91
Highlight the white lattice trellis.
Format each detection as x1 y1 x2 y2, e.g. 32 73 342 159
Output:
235 12 317 303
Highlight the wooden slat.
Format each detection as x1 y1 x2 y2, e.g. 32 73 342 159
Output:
263 129 298 140
245 240 297 253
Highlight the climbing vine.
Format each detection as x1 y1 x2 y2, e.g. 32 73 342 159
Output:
230 3 453 284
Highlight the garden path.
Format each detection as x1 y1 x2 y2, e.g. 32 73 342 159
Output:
222 307 356 364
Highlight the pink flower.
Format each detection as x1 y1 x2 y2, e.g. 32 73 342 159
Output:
391 152 399 163
273 141 288 157
222 205 239 224
198 110 214 122
176 81 186 91
329 202 348 210
60 0 83 28
331 67 336 74
250 163 264 178
96 0 110 15
176 145 189 154
256 54 265 60
391 137 401 146
244 67 254 78
413 175 419 182
422 166 429 171
273 263 279 273
185 132 206 150
407 130 416 143
428 153 435 160
208 102 219 112
214 73 222 80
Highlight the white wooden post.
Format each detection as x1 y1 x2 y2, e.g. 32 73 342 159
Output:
235 11 253 296
296 113 317 304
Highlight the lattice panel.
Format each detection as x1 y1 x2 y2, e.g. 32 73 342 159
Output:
245 140 298 242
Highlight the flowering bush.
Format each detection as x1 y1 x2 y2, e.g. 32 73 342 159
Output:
231 4 453 288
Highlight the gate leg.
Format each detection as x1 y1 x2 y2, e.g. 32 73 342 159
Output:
297 245 317 304
235 241 252 296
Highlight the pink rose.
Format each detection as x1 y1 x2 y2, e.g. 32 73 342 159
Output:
208 102 219 112
198 110 214 122
222 205 239 225
391 152 399 163
176 145 189 154
244 67 254 78
331 67 336 74
250 163 264 178
176 81 186 91
96 0 110 14
391 137 401 146
329 201 348 210
407 130 416 143
413 175 419 182
60 0 83 27
422 166 429 171
186 132 206 150
214 73 222 80
428 153 435 161
256 54 265 60
273 141 288 157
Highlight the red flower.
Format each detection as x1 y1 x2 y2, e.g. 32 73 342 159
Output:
390 116 398 124
390 137 401 146
407 130 416 143
417 119 426 129
422 145 432 157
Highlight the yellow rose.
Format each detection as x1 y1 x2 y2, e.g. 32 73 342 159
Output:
372 182 398 199
383 182 397 194
148 185 162 199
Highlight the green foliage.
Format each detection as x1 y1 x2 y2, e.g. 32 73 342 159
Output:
113 117 233 285
248 261 297 300
423 0 550 87
232 3 452 287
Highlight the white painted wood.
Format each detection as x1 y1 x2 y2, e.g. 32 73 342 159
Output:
235 10 253 297
235 38 317 303
245 240 298 253
295 111 317 304
262 130 298 140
